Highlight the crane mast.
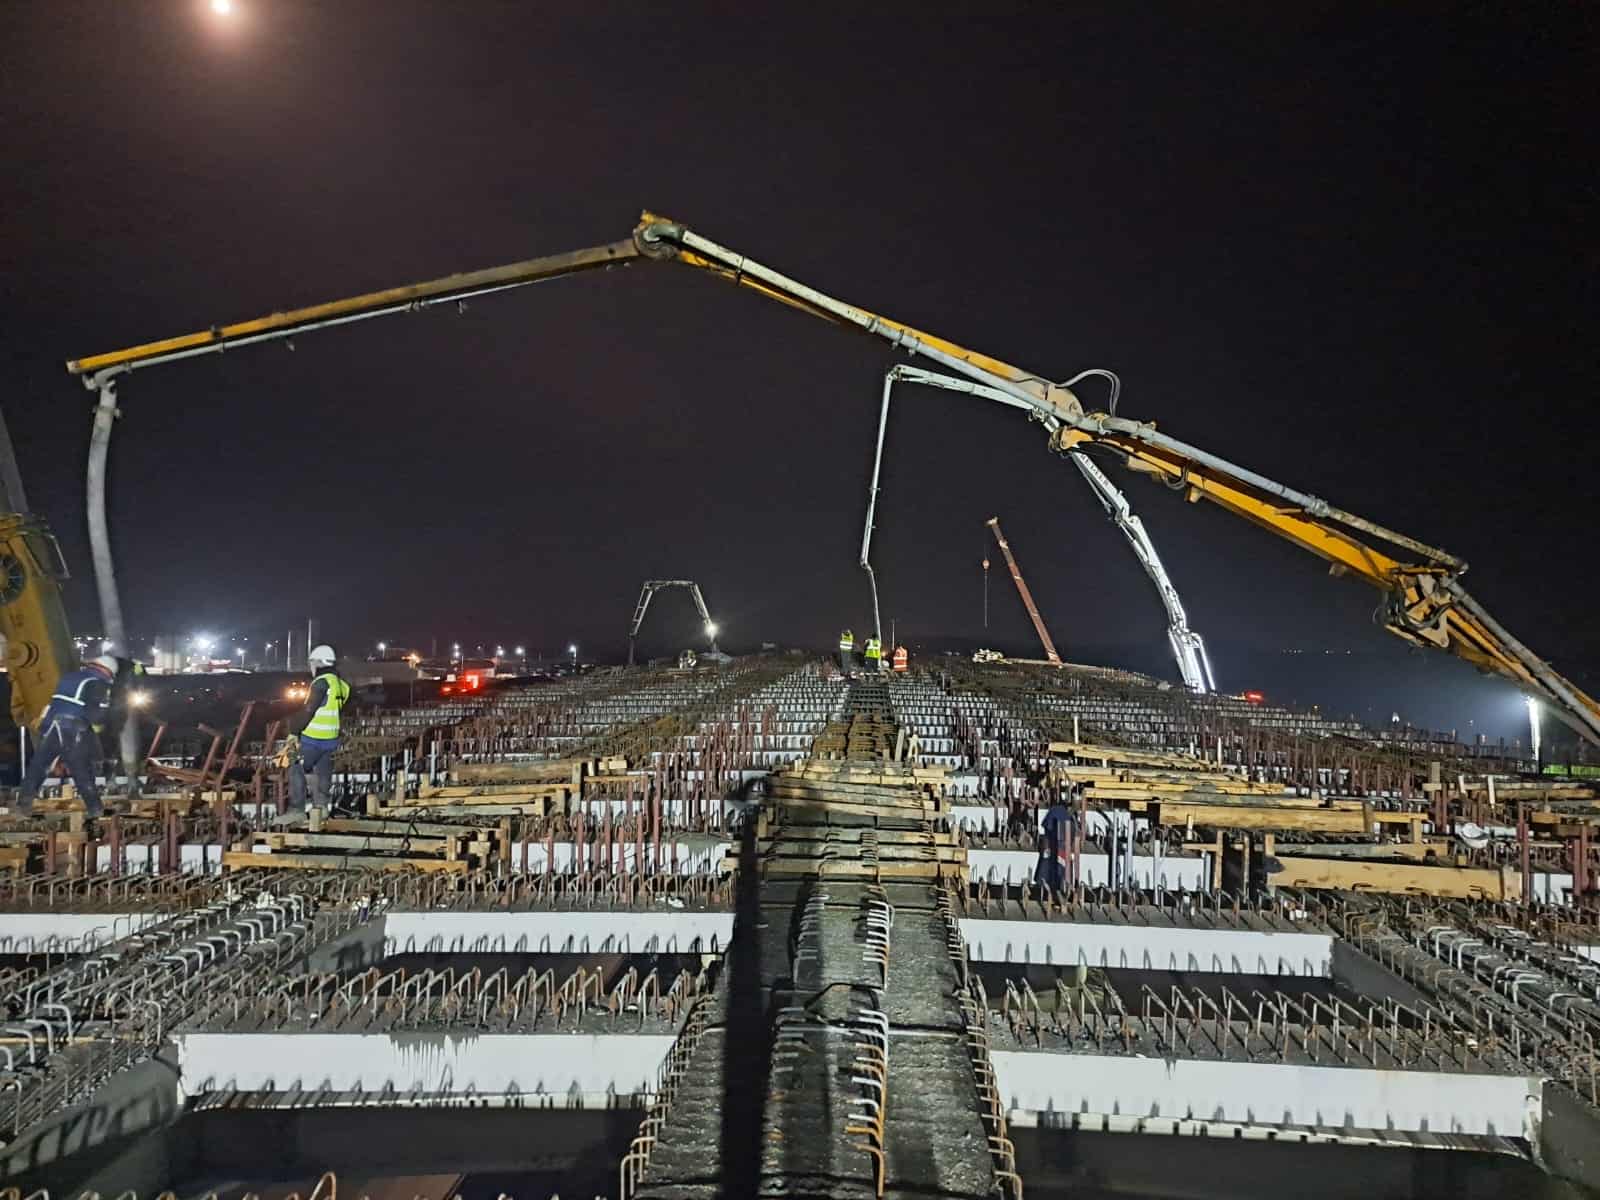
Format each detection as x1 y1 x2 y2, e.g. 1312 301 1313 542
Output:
985 517 1062 666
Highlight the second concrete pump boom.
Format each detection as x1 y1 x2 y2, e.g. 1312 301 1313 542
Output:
867 363 1215 692
67 210 1600 743
629 580 718 667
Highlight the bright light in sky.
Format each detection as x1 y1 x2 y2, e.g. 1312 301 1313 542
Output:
211 0 233 15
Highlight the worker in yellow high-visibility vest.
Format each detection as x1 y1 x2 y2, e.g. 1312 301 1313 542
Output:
838 628 855 675
863 636 882 672
287 644 351 812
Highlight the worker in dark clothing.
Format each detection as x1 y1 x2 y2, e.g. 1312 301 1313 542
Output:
287 644 351 812
1034 797 1076 895
17 655 126 817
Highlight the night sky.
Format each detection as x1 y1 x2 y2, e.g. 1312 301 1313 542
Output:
2 3 1593 738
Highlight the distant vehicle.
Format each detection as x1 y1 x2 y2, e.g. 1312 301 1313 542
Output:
972 648 1004 664
1243 690 1265 705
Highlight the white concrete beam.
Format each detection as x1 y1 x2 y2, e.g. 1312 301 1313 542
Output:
382 911 733 956
0 911 163 953
967 848 1208 890
176 1032 674 1107
991 1050 1541 1139
961 918 1331 975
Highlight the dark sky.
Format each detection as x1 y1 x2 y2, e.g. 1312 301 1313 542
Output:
1 3 1594 735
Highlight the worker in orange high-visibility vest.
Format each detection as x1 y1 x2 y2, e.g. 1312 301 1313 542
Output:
892 645 909 672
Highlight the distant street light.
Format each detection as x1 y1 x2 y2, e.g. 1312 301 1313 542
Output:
377 641 387 657
211 0 232 15
568 643 578 665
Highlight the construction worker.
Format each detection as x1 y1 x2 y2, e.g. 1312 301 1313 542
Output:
1034 794 1077 896
16 654 128 818
891 645 909 673
838 627 855 675
863 635 882 672
287 644 351 812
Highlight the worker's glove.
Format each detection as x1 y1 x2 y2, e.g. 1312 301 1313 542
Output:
274 734 301 769
92 723 105 734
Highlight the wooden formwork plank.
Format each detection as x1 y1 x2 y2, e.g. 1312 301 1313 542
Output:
1048 742 1221 771
244 832 459 855
1271 856 1519 900
222 850 470 874
374 802 552 819
757 842 966 864
1152 800 1368 834
775 828 961 847
1083 778 1291 798
422 783 571 801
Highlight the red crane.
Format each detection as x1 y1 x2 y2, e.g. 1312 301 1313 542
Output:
985 517 1062 665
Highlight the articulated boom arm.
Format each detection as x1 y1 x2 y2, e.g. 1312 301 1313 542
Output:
1048 421 1600 741
67 210 1600 741
1068 453 1215 694
879 364 1215 693
629 579 718 666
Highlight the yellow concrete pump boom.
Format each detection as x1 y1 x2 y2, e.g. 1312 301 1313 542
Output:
66 211 1600 744
0 515 76 729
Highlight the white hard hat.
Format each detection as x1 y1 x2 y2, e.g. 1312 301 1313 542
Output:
309 644 337 667
90 654 120 674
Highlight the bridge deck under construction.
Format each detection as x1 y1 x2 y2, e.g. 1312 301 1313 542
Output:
5 658 1600 1200
629 679 1007 1199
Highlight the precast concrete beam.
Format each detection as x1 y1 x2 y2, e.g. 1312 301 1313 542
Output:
961 918 1332 975
0 911 164 954
382 910 733 956
990 1051 1541 1139
176 1032 674 1107
967 848 1208 890
92 843 220 875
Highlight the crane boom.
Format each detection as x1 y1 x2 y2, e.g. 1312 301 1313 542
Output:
66 210 1600 743
985 518 1062 665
